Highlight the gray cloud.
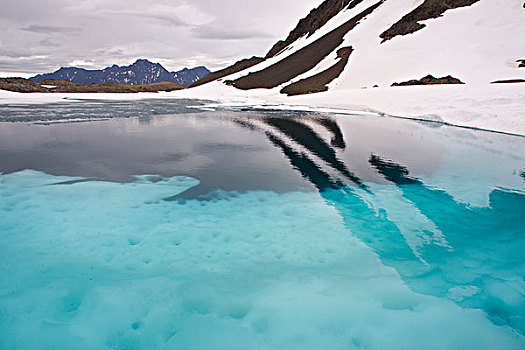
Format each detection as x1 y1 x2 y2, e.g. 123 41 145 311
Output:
1 0 323 75
192 24 272 40
20 25 81 34
102 10 190 27
39 38 62 47
0 49 33 58
143 13 188 27
0 55 56 73
93 47 126 56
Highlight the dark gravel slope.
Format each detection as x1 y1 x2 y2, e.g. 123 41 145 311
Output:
380 0 481 42
266 0 364 58
229 1 383 90
280 47 353 96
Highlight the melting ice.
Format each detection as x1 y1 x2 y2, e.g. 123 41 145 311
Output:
0 102 524 349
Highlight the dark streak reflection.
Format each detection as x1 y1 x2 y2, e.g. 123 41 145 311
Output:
264 131 344 192
234 113 525 336
369 154 419 185
263 117 363 187
233 117 348 191
313 118 346 149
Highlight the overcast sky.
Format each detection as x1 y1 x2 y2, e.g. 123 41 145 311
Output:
0 0 322 77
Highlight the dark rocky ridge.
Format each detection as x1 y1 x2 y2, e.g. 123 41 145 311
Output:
228 1 383 90
30 59 210 87
391 75 464 86
280 47 353 96
518 59 525 68
190 57 264 88
380 0 481 42
490 79 525 84
0 78 185 93
266 0 364 59
190 0 365 88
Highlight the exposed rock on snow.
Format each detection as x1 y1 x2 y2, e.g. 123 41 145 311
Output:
266 0 364 58
280 47 354 95
192 0 524 92
490 79 525 84
229 1 383 90
379 0 481 42
391 75 464 86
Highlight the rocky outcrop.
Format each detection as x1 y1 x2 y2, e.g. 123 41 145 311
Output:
266 0 364 58
490 79 525 84
190 57 264 88
380 0 481 42
280 47 353 96
518 59 525 68
391 75 464 86
0 78 51 93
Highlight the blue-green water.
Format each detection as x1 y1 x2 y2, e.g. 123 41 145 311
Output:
0 100 524 349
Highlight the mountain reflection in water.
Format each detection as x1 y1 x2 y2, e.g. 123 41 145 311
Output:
234 113 525 335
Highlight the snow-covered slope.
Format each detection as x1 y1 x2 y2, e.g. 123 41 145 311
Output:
332 0 525 88
180 0 525 135
214 0 525 89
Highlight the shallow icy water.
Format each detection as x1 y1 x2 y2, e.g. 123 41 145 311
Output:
0 99 524 349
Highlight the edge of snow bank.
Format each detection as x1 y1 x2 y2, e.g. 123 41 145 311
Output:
1 82 524 137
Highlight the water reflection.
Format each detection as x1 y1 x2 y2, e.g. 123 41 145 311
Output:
234 116 364 190
313 118 346 149
369 155 525 333
234 119 343 192
264 117 364 187
234 113 525 335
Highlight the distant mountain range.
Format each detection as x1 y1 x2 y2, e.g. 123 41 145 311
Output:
30 59 210 87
